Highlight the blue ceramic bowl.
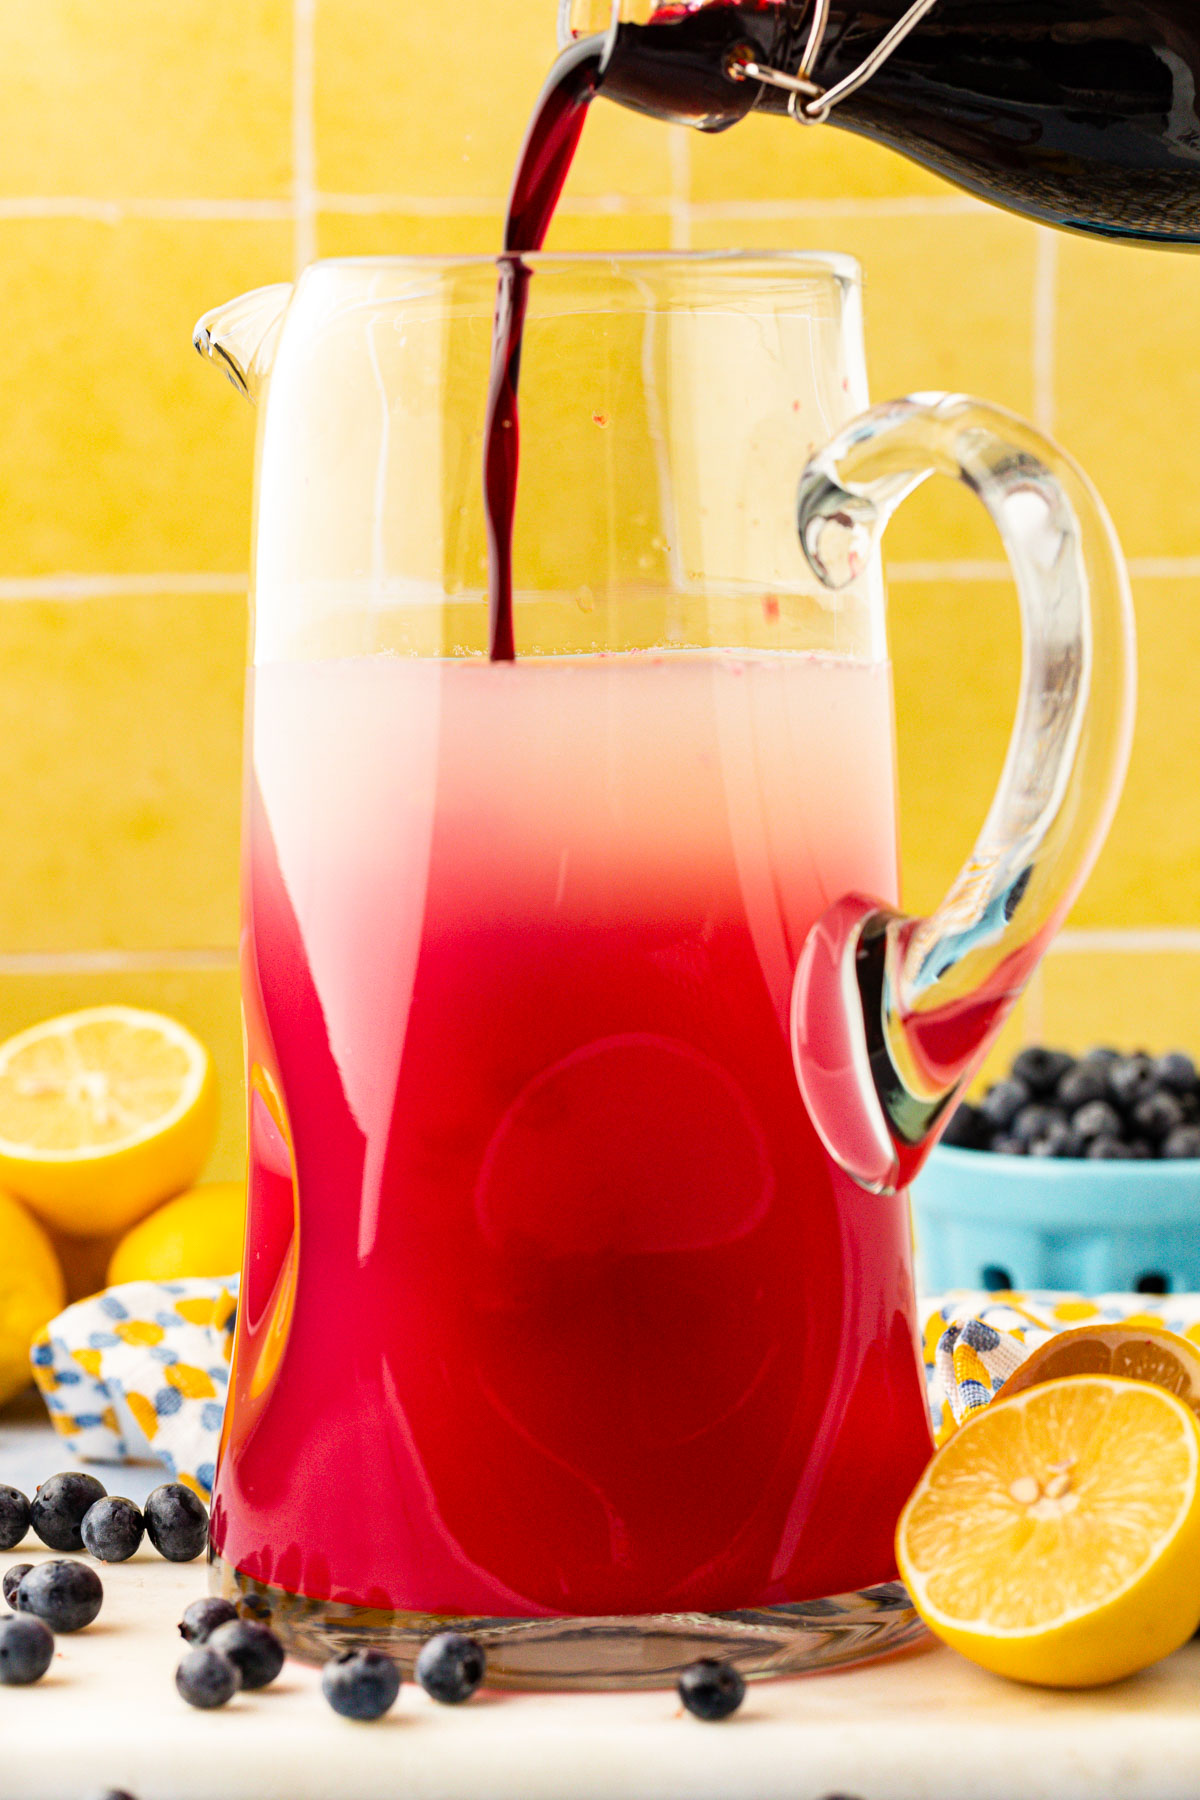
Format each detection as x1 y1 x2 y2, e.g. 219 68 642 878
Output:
912 1145 1200 1294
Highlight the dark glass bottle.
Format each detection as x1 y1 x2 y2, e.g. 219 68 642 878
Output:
585 0 1200 244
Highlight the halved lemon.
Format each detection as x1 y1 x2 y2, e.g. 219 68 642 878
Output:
995 1322 1200 1423
0 1007 217 1237
896 1375 1200 1687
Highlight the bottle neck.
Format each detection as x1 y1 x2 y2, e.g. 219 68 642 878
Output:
596 2 810 131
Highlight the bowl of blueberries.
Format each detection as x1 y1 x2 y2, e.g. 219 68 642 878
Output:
912 1045 1200 1296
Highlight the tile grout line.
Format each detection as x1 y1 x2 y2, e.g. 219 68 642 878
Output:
1032 226 1059 438
0 950 238 976
0 193 1009 224
0 574 247 602
1 560 1199 599
0 198 294 222
9 932 1200 980
293 0 318 273
667 127 692 251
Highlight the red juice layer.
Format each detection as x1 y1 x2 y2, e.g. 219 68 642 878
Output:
214 651 933 1618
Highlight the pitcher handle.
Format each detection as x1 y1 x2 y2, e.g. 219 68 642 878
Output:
791 392 1136 1196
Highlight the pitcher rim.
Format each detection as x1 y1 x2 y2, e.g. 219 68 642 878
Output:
298 247 862 287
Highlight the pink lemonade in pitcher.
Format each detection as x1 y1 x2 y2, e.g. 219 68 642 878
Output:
212 647 934 1619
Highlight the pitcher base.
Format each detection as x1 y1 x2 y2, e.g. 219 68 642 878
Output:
207 1554 928 1689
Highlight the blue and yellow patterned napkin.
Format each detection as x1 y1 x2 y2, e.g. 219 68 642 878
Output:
922 1290 1200 1440
29 1278 238 1501
26 1279 1200 1500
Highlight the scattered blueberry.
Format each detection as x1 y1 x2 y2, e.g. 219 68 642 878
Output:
0 1613 55 1685
1164 1125 1200 1159
321 1649 401 1721
176 1644 241 1710
0 1484 30 1551
17 1558 103 1632
206 1619 285 1691
179 1596 239 1644
990 1135 1027 1155
236 1591 273 1625
3 1564 31 1609
143 1484 208 1563
677 1658 746 1721
979 1079 1032 1132
1083 1046 1121 1067
29 1472 107 1553
81 1496 144 1563
415 1632 486 1704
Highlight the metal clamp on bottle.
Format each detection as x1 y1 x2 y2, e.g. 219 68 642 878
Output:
727 0 940 124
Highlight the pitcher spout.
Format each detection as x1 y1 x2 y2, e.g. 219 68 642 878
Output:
193 282 293 402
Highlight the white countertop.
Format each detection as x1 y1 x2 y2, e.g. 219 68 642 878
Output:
5 1399 1200 1800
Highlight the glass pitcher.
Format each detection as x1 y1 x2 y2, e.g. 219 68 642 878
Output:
195 252 1133 1687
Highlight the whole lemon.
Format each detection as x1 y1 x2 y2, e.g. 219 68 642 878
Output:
107 1182 245 1286
0 1188 66 1405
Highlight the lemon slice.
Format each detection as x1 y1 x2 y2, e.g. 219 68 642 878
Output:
0 1007 217 1237
996 1322 1200 1423
896 1375 1200 1687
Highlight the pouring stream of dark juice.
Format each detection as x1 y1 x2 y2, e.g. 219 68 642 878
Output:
484 36 606 662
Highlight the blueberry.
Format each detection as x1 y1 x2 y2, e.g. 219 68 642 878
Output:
939 1101 989 1149
17 1559 103 1632
1072 1100 1124 1143
236 1591 273 1625
415 1632 486 1704
990 1135 1028 1155
1055 1062 1110 1111
1128 1140 1154 1159
1011 1047 1075 1096
677 1658 746 1721
206 1619 285 1691
1082 1046 1121 1067
1155 1052 1198 1095
1164 1125 1200 1160
0 1614 55 1685
1108 1055 1158 1111
1011 1103 1067 1146
979 1079 1032 1132
29 1472 107 1553
0 1484 30 1551
179 1596 239 1644
1132 1091 1185 1143
1086 1135 1136 1160
81 1496 144 1563
3 1564 31 1609
1028 1121 1083 1158
143 1484 208 1562
175 1644 240 1710
321 1649 401 1721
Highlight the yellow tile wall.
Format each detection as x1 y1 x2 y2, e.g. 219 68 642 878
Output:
0 0 1196 1219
